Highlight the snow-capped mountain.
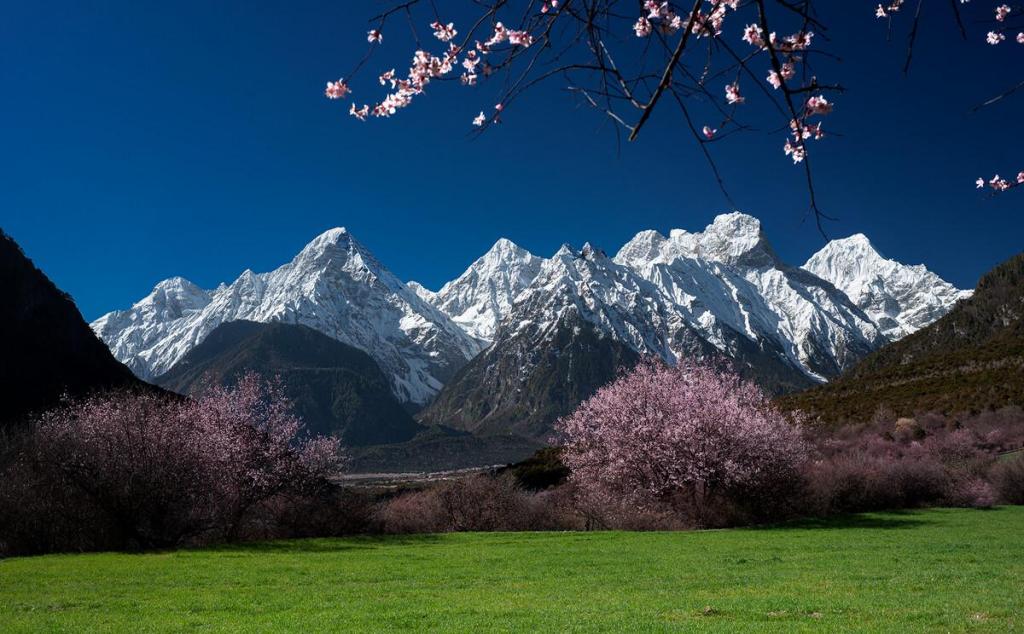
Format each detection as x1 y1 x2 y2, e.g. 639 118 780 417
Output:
803 234 971 340
93 214 968 430
92 228 481 405
407 238 545 342
421 213 902 436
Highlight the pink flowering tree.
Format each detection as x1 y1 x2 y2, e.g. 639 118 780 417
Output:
324 1 1022 232
9 375 344 550
554 359 808 527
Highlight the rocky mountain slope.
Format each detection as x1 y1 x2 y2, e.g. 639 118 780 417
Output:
781 252 1024 423
92 228 481 406
1 228 147 427
155 321 423 445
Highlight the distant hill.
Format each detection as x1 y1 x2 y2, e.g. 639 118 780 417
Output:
781 252 1024 423
155 320 423 446
0 228 145 427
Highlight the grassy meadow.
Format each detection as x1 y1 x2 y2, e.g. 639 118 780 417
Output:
1 507 1022 632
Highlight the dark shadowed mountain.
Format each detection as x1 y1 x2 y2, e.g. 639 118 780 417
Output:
781 252 1024 423
155 320 423 446
0 228 146 427
418 315 642 440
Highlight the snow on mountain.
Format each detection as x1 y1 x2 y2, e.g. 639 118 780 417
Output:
462 212 885 388
92 228 482 405
614 213 884 381
422 213 911 437
414 238 545 342
803 234 971 340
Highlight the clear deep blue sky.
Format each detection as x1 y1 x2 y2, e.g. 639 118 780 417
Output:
2 2 1021 321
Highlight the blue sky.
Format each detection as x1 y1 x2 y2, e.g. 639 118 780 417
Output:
1 2 1021 321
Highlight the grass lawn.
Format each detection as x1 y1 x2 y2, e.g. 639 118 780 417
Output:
1 507 1022 632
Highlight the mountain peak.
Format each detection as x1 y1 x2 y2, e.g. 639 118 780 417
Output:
135 276 211 317
709 211 762 235
554 244 575 258
421 237 545 342
298 227 355 257
804 234 970 340
614 230 667 267
673 211 777 267
821 233 884 260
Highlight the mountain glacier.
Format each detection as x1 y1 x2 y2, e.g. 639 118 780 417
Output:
93 213 968 417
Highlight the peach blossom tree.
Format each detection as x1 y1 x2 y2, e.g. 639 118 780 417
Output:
554 359 808 527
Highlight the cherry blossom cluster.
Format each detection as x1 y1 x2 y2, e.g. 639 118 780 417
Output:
327 17 538 126
633 1 739 39
736 19 825 163
976 172 1024 191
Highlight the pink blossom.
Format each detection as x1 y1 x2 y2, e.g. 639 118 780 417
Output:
996 4 1011 21
349 103 369 121
987 31 1006 45
1018 172 1024 184
784 138 806 163
508 30 534 47
702 125 716 139
1017 32 1024 44
367 29 383 43
431 21 457 42
725 82 745 105
742 24 764 47
977 177 986 188
806 95 833 116
876 1 904 17
483 22 509 48
634 17 653 38
989 174 1011 191
473 111 486 126
324 79 350 99
766 62 793 89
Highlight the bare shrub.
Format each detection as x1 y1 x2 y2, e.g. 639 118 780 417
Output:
990 454 1024 505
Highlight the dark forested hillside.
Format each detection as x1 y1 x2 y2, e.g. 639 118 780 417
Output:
155 320 424 445
0 228 145 427
781 252 1024 423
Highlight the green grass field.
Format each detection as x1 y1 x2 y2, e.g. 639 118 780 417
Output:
2 507 1022 632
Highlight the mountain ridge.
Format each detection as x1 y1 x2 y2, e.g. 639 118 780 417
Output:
92 213 967 435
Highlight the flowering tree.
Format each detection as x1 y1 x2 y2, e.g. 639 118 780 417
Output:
554 359 808 527
6 375 344 550
324 1 1022 232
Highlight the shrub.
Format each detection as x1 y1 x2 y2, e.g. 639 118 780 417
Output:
990 453 1024 504
0 375 344 556
556 359 808 528
376 475 581 534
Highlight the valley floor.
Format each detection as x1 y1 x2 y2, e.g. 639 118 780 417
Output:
1 507 1022 632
